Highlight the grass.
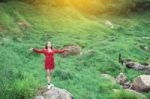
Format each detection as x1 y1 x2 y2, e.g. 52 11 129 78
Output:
0 1 150 99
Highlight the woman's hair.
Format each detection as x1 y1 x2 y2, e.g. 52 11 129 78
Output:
45 42 53 49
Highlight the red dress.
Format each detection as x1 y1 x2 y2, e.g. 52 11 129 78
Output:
33 48 65 70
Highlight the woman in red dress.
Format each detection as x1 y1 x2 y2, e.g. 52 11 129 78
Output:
31 41 67 89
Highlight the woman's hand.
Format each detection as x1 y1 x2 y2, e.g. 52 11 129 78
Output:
29 48 34 51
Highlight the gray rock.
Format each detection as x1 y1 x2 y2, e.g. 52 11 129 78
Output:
116 73 132 89
116 73 127 85
35 86 73 99
124 60 150 73
132 75 150 92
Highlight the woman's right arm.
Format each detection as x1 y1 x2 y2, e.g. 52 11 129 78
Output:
32 48 45 54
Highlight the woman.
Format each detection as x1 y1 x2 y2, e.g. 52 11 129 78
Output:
31 41 67 89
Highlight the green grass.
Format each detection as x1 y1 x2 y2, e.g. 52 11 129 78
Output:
0 1 150 99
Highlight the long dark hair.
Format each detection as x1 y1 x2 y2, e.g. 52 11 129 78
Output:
45 42 53 49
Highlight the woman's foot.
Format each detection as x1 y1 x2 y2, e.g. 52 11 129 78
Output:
47 83 54 89
47 84 51 89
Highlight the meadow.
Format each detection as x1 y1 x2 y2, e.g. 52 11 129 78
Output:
0 1 150 99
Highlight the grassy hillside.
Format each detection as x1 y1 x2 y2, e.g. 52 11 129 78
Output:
0 1 150 99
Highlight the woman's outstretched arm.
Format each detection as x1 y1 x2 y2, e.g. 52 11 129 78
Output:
32 48 45 54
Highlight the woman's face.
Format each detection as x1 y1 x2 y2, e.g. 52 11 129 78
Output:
47 42 52 48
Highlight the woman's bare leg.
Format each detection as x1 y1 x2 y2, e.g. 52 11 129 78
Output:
46 69 54 84
46 69 51 84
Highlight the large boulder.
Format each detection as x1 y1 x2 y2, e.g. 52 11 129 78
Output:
62 45 81 57
132 75 150 92
35 86 73 99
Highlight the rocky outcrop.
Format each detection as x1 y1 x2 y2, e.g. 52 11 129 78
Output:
62 45 81 57
35 86 73 99
132 75 150 92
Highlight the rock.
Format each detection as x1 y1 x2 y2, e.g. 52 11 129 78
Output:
123 60 150 73
62 45 81 57
116 73 132 89
16 20 31 29
125 61 143 70
118 54 150 73
116 73 127 85
124 81 132 89
101 74 116 84
35 86 73 99
105 20 114 29
132 75 150 92
125 89 146 99
35 96 44 99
